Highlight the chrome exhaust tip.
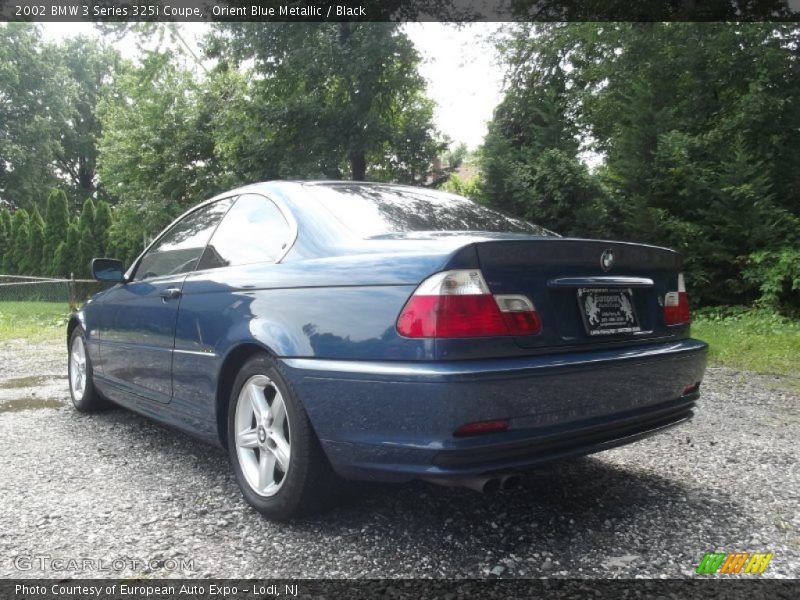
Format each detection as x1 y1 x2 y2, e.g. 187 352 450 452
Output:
423 476 501 494
500 474 521 490
481 477 501 494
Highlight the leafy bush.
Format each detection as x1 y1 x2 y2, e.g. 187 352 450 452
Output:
441 174 483 201
742 248 800 312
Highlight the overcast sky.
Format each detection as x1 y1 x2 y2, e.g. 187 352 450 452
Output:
39 22 505 150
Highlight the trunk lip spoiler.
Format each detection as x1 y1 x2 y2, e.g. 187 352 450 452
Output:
547 276 655 288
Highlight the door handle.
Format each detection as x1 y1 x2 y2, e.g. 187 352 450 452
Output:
159 287 182 301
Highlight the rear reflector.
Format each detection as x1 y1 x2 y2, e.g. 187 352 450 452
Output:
454 419 509 437
664 273 691 326
682 382 701 396
396 270 542 338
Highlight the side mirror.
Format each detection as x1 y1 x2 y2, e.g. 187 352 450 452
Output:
91 258 125 283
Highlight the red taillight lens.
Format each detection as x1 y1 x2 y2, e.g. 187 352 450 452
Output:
454 419 509 437
397 294 508 338
664 273 691 326
396 270 542 338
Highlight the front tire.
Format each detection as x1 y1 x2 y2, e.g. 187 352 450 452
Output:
68 326 107 412
227 354 341 519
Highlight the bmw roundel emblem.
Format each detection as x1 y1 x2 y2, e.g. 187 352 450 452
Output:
600 249 614 272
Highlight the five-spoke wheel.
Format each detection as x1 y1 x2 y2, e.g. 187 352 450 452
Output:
69 334 87 400
235 374 292 497
67 326 106 412
227 353 342 519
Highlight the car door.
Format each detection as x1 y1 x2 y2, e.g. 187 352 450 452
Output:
95 198 234 403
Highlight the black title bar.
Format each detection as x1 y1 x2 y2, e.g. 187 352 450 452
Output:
1 0 799 22
2 579 800 600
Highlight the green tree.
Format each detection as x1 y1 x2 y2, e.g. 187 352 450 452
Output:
481 27 609 236
0 208 10 265
76 199 98 277
42 189 70 274
0 26 122 211
0 24 70 209
207 23 444 182
106 202 146 268
584 24 800 304
5 209 30 274
53 221 81 278
55 37 120 205
98 52 222 238
486 23 800 307
443 143 469 171
93 200 113 256
23 206 45 274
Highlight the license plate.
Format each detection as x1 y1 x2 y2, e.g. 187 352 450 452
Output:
577 287 641 336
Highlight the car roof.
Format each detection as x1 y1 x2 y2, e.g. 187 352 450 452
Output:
213 180 440 198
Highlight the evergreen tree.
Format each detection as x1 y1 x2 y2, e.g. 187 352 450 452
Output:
78 197 96 232
42 189 70 274
0 208 10 267
93 200 112 256
484 23 800 307
23 206 46 274
77 199 97 277
52 242 67 278
53 221 81 278
6 209 30 274
0 208 10 237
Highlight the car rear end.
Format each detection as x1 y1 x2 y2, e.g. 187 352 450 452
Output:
280 183 707 483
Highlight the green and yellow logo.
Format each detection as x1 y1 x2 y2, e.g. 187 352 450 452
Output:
696 552 773 574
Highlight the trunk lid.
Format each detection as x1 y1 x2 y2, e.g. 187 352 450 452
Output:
473 238 684 350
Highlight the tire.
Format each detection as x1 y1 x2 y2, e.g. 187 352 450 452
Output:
227 353 342 519
68 326 108 412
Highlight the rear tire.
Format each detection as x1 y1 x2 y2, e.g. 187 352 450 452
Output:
227 353 342 520
68 326 107 412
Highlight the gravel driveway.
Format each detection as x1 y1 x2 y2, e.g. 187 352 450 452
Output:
1 337 797 579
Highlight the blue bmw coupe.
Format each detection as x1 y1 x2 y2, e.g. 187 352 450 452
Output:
68 181 707 519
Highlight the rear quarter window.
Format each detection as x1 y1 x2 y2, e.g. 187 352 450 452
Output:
197 194 292 269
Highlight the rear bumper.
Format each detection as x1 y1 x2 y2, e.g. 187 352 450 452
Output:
281 338 707 482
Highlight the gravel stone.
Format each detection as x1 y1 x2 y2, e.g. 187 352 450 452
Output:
602 555 640 569
0 338 798 578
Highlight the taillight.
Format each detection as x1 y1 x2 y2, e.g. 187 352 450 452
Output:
495 294 542 335
396 270 542 338
664 273 691 326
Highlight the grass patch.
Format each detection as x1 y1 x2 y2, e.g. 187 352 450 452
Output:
693 306 800 383
0 301 70 343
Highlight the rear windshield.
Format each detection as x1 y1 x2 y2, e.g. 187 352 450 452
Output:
305 183 554 237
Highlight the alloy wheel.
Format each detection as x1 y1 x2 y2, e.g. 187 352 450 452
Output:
69 335 87 399
234 374 292 497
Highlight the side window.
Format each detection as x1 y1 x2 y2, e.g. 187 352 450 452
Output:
197 194 292 270
133 199 234 281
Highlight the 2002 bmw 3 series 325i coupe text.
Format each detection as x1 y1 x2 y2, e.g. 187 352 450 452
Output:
68 181 707 519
